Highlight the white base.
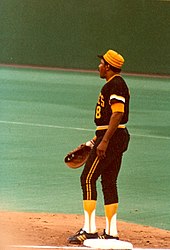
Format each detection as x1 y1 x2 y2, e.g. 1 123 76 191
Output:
83 239 133 249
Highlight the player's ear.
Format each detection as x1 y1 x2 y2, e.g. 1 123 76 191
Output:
105 64 110 71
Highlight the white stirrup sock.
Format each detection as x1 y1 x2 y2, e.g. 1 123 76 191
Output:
104 203 118 237
83 200 97 233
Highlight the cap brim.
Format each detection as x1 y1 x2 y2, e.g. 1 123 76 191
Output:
97 54 103 59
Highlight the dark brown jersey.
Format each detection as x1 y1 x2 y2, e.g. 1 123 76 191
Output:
94 75 130 126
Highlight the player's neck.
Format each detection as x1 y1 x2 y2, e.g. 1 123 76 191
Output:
106 71 119 81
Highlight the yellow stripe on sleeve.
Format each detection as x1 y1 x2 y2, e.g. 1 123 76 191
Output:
111 103 124 113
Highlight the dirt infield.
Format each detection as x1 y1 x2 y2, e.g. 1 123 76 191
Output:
0 212 170 249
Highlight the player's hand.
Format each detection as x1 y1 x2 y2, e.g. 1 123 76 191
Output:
85 139 95 149
96 140 109 159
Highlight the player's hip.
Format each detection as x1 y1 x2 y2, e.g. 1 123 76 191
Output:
95 126 130 153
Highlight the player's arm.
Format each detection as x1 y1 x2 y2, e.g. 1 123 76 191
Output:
102 102 124 142
96 102 124 158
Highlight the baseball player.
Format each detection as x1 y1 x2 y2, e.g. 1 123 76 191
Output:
68 49 130 244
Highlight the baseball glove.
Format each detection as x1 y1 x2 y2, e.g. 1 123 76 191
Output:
64 143 91 169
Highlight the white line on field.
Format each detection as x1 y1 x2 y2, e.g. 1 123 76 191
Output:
0 120 93 132
130 132 170 140
0 120 170 140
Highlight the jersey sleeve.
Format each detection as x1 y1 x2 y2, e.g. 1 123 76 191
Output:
111 102 124 113
109 77 126 106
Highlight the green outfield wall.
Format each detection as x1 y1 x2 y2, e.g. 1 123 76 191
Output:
0 0 169 75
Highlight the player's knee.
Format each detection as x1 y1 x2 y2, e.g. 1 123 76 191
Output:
80 173 85 186
101 180 118 204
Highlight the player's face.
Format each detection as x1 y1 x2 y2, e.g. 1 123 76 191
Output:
98 59 107 79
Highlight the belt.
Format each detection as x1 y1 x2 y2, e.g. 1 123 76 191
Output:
96 124 125 130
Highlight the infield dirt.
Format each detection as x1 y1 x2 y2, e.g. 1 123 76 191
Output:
0 212 170 249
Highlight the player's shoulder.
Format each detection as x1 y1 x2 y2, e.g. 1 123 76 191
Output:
110 75 128 90
113 75 126 84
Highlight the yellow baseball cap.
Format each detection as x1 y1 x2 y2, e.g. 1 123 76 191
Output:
98 50 124 69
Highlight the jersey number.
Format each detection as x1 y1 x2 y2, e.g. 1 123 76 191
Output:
96 106 101 119
96 93 104 119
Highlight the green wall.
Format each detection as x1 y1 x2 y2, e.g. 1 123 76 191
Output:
0 0 169 75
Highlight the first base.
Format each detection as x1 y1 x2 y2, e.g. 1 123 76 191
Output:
83 239 133 249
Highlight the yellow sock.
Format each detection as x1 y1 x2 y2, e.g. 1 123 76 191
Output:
83 200 97 233
104 203 118 237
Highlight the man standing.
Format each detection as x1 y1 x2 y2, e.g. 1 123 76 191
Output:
68 49 130 244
